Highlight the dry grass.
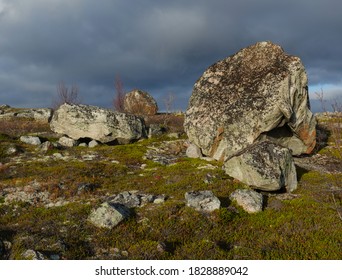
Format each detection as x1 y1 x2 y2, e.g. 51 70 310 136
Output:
0 118 51 138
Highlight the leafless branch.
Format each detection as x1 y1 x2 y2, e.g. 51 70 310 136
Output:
113 76 126 112
52 81 80 109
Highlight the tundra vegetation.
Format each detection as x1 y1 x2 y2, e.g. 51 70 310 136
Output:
0 108 341 260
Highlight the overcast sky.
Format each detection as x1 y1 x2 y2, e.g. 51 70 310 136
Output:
0 0 341 112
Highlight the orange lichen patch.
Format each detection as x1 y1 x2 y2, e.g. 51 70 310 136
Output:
297 124 317 154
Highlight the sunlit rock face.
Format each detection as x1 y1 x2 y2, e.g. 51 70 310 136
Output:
50 103 146 144
184 41 316 161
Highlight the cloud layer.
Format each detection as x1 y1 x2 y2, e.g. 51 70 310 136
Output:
0 0 341 111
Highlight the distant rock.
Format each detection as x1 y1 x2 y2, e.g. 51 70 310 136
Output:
230 189 263 213
15 108 52 123
88 202 131 229
50 103 146 144
124 89 158 116
0 107 52 123
108 191 166 208
185 190 221 212
20 136 41 145
184 41 316 161
224 141 297 192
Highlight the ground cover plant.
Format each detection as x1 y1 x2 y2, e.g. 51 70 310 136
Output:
0 112 341 260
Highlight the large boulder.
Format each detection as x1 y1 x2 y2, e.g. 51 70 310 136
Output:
184 41 316 161
50 103 146 144
224 141 297 192
124 89 158 116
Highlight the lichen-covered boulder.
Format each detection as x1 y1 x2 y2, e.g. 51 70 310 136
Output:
50 103 146 144
224 141 297 192
184 41 316 161
124 89 158 116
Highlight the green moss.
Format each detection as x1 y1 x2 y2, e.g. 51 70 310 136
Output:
2 121 342 259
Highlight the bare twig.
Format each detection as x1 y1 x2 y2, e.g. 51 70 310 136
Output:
113 76 126 112
52 81 80 109
163 92 175 126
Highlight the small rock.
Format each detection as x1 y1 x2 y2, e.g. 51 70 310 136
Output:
77 183 98 195
167 133 180 139
110 191 141 208
49 254 60 260
140 164 148 169
230 189 263 213
185 190 221 212
153 194 167 204
52 153 63 159
82 154 98 161
157 242 167 253
39 141 54 152
186 143 202 158
203 173 216 184
58 136 78 147
20 136 41 145
78 143 88 147
88 202 131 229
22 249 46 260
6 144 23 155
140 194 155 205
88 140 99 148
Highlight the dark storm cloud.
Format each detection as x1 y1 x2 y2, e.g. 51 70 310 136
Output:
0 0 341 110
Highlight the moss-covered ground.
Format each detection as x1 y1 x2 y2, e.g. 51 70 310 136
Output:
0 116 341 260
